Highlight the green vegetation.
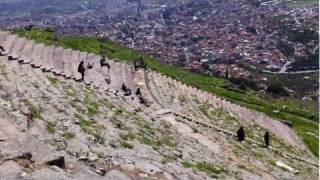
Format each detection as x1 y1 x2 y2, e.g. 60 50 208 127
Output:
182 161 228 178
87 101 99 116
13 28 318 156
287 0 318 7
64 84 77 97
133 115 177 150
23 99 42 120
84 88 100 116
120 140 134 149
46 122 56 134
0 64 8 80
266 82 289 96
63 131 75 140
47 76 59 85
78 118 105 144
120 132 136 141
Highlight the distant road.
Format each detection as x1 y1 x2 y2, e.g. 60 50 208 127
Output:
262 69 319 75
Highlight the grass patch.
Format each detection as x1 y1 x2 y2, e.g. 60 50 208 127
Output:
288 0 318 7
87 101 99 116
63 131 75 140
23 99 42 120
64 84 77 97
47 76 59 85
13 28 319 156
0 64 9 80
120 132 136 141
120 140 134 149
182 161 228 178
29 105 41 119
78 119 105 144
84 90 100 116
46 122 56 134
79 119 91 128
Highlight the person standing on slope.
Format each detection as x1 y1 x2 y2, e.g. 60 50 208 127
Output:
264 131 270 148
78 61 86 81
236 126 245 142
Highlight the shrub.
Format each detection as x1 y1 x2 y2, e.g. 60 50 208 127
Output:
267 83 289 96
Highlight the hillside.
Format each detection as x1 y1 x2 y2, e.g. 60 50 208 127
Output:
0 29 318 179
13 28 319 156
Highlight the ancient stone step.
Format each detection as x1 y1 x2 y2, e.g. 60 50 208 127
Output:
70 50 81 81
9 37 26 60
42 45 56 71
1 34 18 55
85 53 98 85
40 46 51 71
0 31 10 46
19 40 35 64
109 61 123 90
30 43 44 68
62 48 73 79
53 47 64 75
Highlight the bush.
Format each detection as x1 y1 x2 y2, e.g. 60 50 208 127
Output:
229 78 257 90
267 83 289 96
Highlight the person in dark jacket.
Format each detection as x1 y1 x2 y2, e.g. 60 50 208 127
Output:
121 84 127 92
135 88 141 96
78 61 86 81
236 126 245 142
100 57 110 69
264 131 270 148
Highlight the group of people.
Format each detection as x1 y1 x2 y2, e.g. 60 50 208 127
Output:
78 56 149 106
237 126 270 148
77 56 111 82
135 88 147 105
121 83 132 96
120 84 147 105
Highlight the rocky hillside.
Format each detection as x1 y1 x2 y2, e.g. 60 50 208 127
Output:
0 31 318 179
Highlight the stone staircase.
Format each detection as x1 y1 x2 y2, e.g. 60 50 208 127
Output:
144 70 318 167
0 30 318 168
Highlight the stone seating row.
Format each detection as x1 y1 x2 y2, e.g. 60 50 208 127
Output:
0 32 138 93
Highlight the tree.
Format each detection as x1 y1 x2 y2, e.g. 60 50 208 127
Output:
267 83 289 96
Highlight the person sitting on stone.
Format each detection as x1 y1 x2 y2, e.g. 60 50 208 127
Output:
138 95 146 105
124 88 132 96
87 62 94 69
236 126 245 142
121 84 127 92
104 76 111 84
100 57 110 69
78 61 86 81
135 88 141 96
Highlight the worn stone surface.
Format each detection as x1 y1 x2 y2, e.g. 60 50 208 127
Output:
0 37 318 180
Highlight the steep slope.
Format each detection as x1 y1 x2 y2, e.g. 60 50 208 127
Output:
13 28 319 157
0 31 318 179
